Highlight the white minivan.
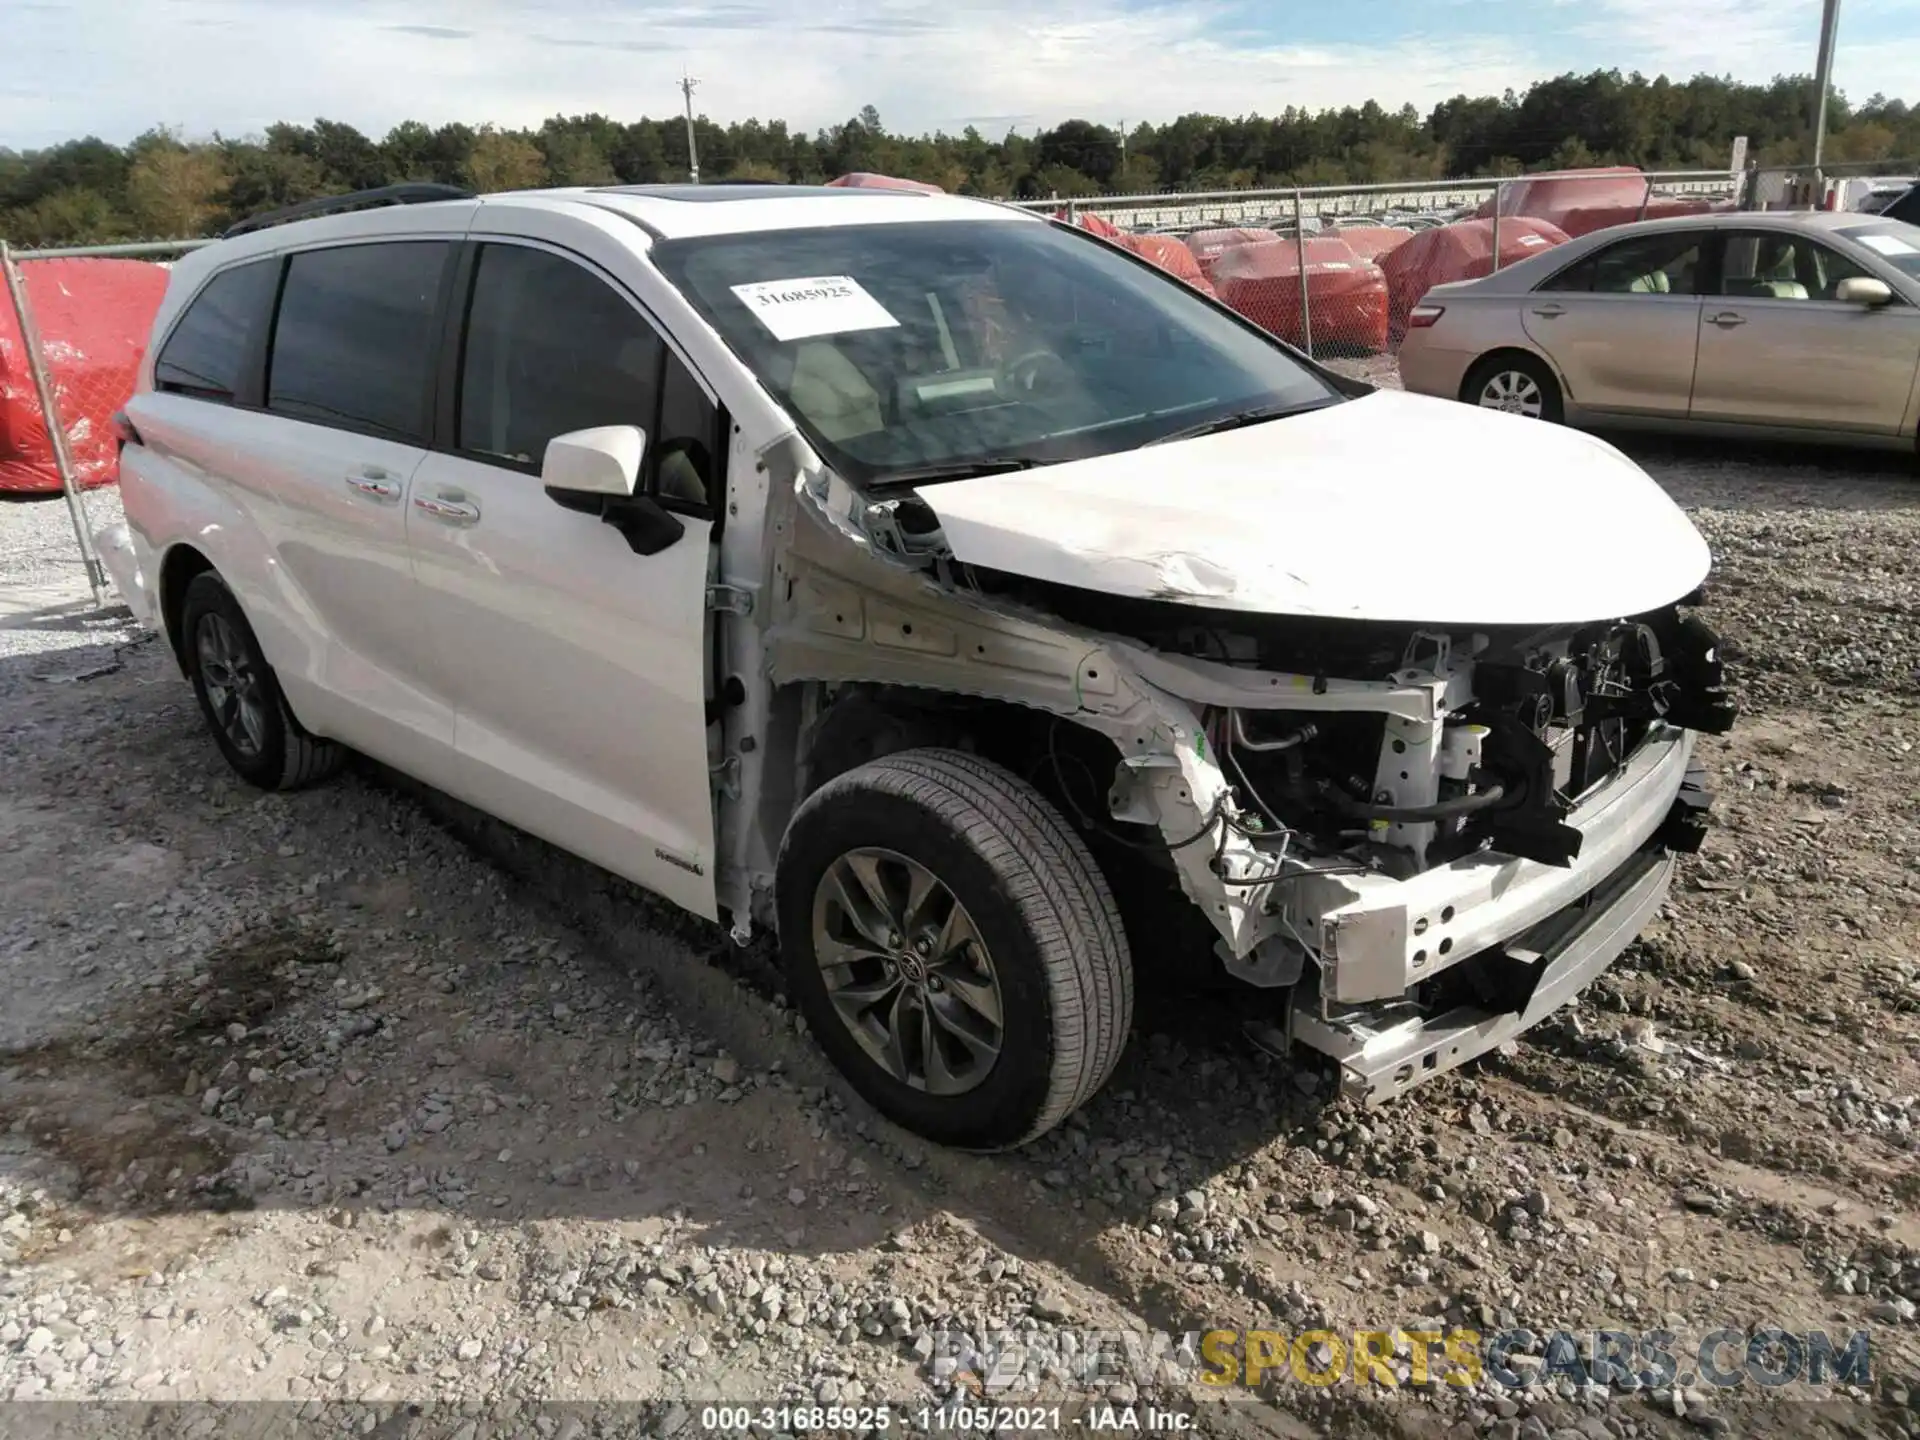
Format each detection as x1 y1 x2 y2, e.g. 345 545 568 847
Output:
98 181 1734 1149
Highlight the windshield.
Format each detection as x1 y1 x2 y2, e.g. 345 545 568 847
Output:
1838 223 1920 280
649 218 1341 485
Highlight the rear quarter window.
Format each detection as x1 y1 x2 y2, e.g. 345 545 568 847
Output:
153 258 281 402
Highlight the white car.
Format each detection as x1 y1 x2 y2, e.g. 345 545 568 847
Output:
97 181 1735 1149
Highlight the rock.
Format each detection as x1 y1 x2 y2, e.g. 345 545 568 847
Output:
787 1188 807 1206
1179 1189 1208 1217
1416 1230 1442 1256
456 1338 483 1361
1868 1298 1916 1324
23 1327 55 1356
1031 1292 1073 1323
711 1056 740 1085
1149 1198 1180 1224
1523 1189 1550 1219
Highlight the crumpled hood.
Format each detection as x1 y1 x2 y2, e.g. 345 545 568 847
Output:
914 389 1712 626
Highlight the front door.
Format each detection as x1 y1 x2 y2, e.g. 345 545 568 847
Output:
1689 229 1920 433
405 238 725 918
1521 229 1709 416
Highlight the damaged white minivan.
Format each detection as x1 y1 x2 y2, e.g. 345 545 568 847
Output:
99 181 1735 1149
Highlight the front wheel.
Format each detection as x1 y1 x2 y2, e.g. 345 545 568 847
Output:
776 748 1133 1150
1464 353 1565 423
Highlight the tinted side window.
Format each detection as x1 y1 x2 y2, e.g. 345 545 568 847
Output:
458 245 663 468
1886 189 1920 227
268 242 448 442
655 348 722 510
154 258 280 401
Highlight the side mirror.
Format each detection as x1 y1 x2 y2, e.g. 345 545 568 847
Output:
542 425 645 508
1837 276 1895 307
540 424 685 557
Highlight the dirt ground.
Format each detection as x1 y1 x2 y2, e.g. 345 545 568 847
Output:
1 431 1917 1440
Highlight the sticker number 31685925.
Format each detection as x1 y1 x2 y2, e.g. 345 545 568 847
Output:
729 275 902 342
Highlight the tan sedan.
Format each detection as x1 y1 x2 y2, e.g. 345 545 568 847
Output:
1397 212 1920 451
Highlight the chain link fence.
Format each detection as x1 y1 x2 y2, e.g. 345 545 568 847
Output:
0 239 209 605
1016 168 1745 369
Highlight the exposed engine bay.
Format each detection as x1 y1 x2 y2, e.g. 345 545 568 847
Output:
971 568 1730 861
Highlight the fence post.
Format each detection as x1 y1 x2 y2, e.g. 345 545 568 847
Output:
1637 176 1653 221
0 241 108 607
1066 197 1079 226
1293 189 1313 359
1490 180 1504 274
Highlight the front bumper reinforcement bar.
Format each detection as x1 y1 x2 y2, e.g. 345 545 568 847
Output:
1290 846 1674 1105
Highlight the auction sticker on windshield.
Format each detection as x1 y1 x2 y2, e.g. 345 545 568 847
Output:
730 275 901 342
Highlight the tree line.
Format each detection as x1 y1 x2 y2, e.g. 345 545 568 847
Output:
4 70 1917 247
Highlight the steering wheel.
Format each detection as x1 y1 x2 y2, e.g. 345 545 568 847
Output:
1002 348 1072 396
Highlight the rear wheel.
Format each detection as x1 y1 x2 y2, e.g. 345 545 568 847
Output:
180 572 344 791
1465 353 1564 423
776 748 1132 1150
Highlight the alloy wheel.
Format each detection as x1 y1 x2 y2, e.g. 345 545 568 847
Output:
195 612 268 759
809 847 1004 1096
1478 369 1546 418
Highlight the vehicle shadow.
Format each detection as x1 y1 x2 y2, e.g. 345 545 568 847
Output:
0 633 1350 1344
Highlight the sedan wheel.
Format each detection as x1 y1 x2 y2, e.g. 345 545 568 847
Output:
1478 368 1547 418
1464 353 1565 425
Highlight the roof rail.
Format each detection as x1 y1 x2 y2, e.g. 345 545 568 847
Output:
221 183 476 239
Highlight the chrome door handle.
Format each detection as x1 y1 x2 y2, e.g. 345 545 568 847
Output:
414 494 480 525
1529 304 1566 318
1708 312 1747 328
345 471 400 501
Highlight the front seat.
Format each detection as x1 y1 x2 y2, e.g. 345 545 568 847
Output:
788 342 884 443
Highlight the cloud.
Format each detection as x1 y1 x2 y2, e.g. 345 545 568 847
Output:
1 0 1916 151
383 24 474 40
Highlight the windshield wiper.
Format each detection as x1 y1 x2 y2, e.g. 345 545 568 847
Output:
1144 401 1328 448
867 456 1044 488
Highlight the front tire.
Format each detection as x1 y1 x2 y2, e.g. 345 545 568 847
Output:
776 748 1133 1150
1464 352 1565 423
180 572 344 791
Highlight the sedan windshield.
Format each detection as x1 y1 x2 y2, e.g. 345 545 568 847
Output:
1836 223 1920 281
649 219 1341 485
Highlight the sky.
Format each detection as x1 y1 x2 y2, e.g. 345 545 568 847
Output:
4 0 1920 151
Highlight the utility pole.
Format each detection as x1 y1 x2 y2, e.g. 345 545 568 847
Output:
1811 0 1842 201
679 72 701 184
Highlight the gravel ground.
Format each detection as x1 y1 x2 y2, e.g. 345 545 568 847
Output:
1 430 1918 1439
